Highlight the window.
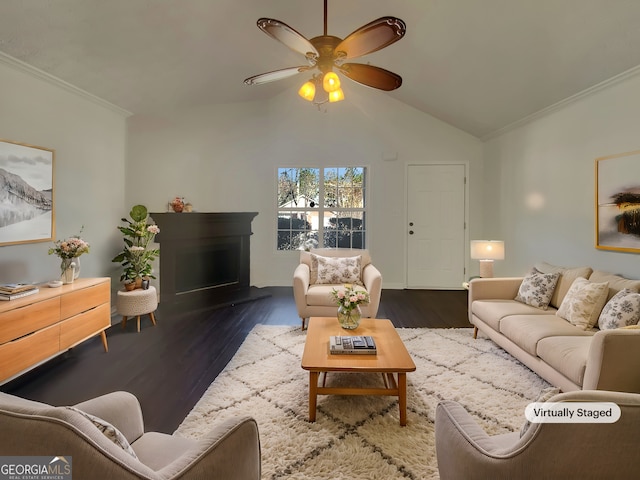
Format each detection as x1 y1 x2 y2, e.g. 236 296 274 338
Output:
277 167 366 250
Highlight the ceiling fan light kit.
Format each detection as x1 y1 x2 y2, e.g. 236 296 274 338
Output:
244 0 406 108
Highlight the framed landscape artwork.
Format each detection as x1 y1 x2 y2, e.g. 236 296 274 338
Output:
0 139 55 247
595 149 640 253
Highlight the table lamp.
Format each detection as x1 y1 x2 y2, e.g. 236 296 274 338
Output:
470 240 505 278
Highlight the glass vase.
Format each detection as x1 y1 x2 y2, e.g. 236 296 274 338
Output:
337 304 362 330
60 257 81 284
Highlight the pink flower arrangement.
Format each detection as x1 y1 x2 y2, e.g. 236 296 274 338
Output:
48 231 90 259
330 284 370 312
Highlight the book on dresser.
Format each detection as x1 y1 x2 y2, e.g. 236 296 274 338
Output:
0 286 39 301
0 283 38 294
329 335 377 355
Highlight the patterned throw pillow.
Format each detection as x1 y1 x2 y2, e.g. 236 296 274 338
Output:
66 407 139 459
520 387 561 437
598 288 640 330
515 268 560 310
556 277 609 330
310 254 362 285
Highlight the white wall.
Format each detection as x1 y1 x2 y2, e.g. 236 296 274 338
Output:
127 86 483 288
483 72 640 279
0 56 128 289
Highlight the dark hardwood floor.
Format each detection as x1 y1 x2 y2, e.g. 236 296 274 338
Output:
1 287 469 433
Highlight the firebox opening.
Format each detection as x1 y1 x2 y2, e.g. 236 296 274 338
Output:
175 240 240 295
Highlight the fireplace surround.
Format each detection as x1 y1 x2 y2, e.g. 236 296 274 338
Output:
151 212 258 309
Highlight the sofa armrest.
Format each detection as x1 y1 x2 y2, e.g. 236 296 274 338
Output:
362 263 382 318
159 416 260 480
468 277 523 322
583 329 640 393
73 391 145 444
293 263 310 315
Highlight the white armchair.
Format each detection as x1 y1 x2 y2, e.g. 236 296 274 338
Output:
293 248 382 329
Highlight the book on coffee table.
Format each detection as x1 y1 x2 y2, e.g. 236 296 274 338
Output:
329 335 377 355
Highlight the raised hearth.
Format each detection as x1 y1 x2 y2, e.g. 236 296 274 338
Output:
151 212 259 310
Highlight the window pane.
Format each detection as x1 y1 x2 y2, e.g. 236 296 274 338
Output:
278 168 320 208
277 211 318 250
328 167 365 208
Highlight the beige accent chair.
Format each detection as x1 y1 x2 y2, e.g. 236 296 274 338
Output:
0 391 260 479
293 248 382 329
436 390 640 480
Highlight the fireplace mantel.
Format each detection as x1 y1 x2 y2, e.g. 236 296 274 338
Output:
151 212 258 309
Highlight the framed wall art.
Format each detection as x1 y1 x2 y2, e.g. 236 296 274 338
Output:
0 139 55 247
595 149 640 253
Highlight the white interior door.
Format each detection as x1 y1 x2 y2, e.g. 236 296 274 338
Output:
407 164 466 288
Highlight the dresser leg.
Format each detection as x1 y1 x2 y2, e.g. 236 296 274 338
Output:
100 331 108 352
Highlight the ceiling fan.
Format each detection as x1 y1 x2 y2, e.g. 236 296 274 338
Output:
243 0 406 106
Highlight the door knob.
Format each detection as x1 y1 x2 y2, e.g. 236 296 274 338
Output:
409 222 414 226
409 230 414 235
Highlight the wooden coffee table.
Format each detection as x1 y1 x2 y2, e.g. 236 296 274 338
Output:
301 317 416 426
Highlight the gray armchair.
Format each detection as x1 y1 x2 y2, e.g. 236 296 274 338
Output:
435 390 640 480
0 391 260 479
293 248 382 329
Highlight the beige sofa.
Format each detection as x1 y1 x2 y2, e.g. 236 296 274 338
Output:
0 391 260 479
468 263 640 393
436 389 640 480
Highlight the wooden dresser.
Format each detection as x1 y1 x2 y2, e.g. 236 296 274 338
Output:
0 277 110 383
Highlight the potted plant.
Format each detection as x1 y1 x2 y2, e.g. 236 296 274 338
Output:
112 205 160 289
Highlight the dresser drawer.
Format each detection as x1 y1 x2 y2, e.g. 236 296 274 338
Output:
60 281 110 319
60 303 110 350
0 297 60 345
0 323 60 381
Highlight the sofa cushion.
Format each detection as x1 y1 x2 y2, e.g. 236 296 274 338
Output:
556 277 609 330
310 254 362 285
306 284 368 307
514 268 560 310
66 406 138 459
535 262 593 309
499 315 594 356
472 299 556 332
598 288 640 330
132 432 196 471
536 336 593 386
589 270 640 302
301 249 371 273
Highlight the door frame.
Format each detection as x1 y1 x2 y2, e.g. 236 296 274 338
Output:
405 162 470 289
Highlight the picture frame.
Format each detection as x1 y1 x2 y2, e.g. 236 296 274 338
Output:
595 149 640 253
0 139 55 247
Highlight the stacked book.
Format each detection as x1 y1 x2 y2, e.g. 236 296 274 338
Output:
0 283 39 301
329 335 377 355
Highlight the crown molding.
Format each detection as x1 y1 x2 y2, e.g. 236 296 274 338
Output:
0 51 132 117
481 64 640 142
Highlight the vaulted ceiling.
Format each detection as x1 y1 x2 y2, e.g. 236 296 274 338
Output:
2 0 640 138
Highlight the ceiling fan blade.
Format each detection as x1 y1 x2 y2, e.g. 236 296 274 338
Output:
244 66 311 86
337 63 402 91
335 17 406 60
257 18 319 62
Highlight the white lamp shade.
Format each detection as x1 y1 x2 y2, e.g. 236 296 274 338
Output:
470 240 505 260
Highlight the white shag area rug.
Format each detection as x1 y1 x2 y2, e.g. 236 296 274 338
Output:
175 325 551 479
